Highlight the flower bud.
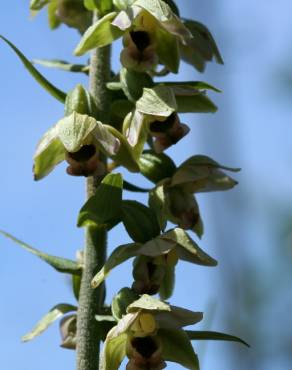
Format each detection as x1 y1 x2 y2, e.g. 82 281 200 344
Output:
59 314 76 350
55 0 91 33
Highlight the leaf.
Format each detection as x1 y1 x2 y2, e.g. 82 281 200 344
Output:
186 330 250 347
101 332 127 370
160 80 221 93
22 303 77 342
162 228 217 266
139 150 176 183
127 294 170 313
33 59 88 73
0 35 66 103
91 243 140 288
74 12 124 55
159 328 199 370
123 180 150 193
122 200 161 243
0 230 81 275
136 86 177 117
78 173 123 228
120 67 153 102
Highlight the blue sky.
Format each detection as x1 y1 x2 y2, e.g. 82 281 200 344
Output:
1 1 292 370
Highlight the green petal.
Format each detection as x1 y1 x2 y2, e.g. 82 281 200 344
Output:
22 303 77 342
74 12 124 55
127 294 170 313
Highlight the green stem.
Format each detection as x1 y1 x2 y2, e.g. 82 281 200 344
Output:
76 14 111 370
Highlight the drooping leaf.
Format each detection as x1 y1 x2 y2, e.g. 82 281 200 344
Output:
122 200 161 243
0 35 66 103
127 294 170 313
186 330 250 347
78 173 123 228
160 80 221 93
33 59 88 73
0 230 81 275
74 12 124 55
162 228 217 266
22 303 77 342
139 150 176 183
159 328 199 370
136 86 177 117
91 243 140 288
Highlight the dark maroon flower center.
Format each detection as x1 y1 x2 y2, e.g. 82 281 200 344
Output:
150 113 177 133
130 31 151 52
68 144 96 162
131 336 158 359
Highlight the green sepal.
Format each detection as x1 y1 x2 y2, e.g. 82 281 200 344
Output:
186 330 250 347
122 200 161 243
65 84 97 117
171 155 240 192
0 230 81 275
83 0 99 10
48 1 61 29
101 329 127 370
33 59 89 74
105 125 140 172
123 180 150 193
112 287 139 321
159 263 175 300
136 86 177 117
162 228 217 266
180 19 223 72
120 67 154 102
113 0 135 10
72 274 82 301
74 12 124 55
0 35 66 103
22 303 77 342
156 27 180 73
158 328 199 370
139 150 176 183
77 173 123 228
30 0 49 10
91 242 140 288
127 294 170 313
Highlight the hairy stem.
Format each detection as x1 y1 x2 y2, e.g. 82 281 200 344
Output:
76 14 111 370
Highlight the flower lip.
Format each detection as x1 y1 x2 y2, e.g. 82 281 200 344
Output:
130 31 152 52
67 144 96 162
150 113 177 133
131 336 158 359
